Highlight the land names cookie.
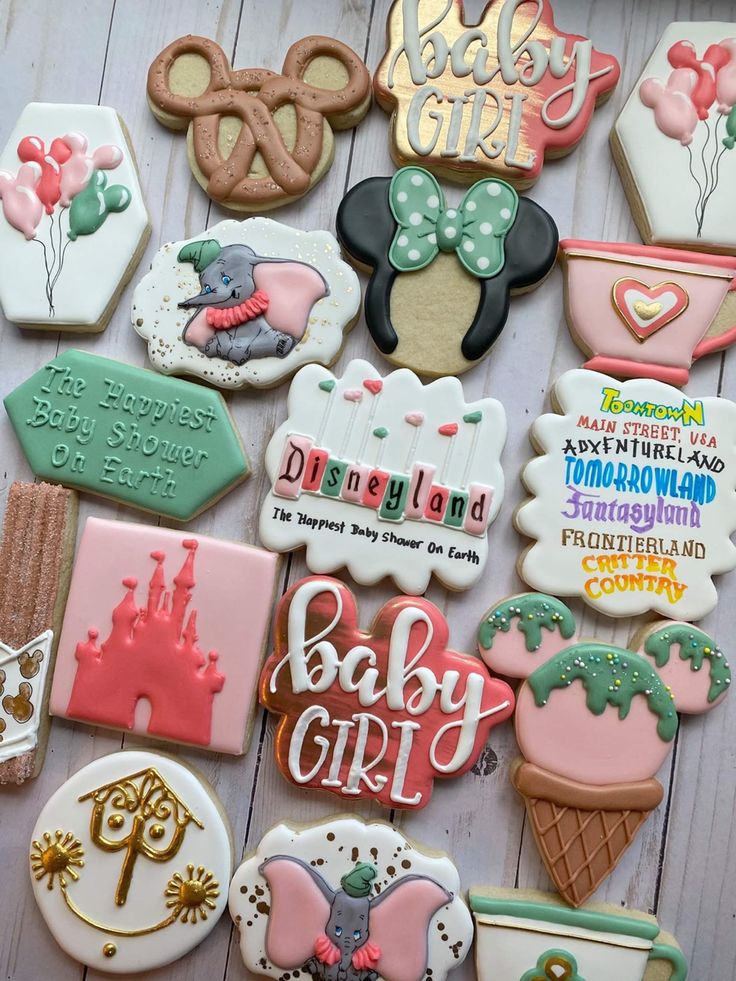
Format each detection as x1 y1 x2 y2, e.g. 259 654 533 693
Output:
147 34 371 211
612 22 736 252
337 166 558 377
133 218 360 388
0 103 150 331
229 816 473 981
0 482 77 785
49 518 279 754
29 750 232 973
374 0 620 188
4 349 249 520
514 369 736 620
258 358 506 593
260 575 514 808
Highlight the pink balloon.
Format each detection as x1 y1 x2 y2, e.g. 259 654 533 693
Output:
57 132 123 207
0 162 44 239
716 37 736 113
640 68 699 145
667 39 728 118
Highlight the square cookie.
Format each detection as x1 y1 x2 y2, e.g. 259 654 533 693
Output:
50 518 279 753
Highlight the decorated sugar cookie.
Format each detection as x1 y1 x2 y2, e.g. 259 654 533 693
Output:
229 816 473 981
259 359 506 593
0 482 77 785
133 218 360 388
49 518 279 753
147 35 371 211
477 592 730 907
612 23 736 252
29 750 232 973
374 0 620 188
470 888 688 980
260 576 514 808
4 349 249 520
559 240 736 386
514 369 736 620
337 166 558 376
0 103 150 331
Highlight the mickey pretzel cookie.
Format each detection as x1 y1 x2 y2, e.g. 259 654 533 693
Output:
147 35 371 211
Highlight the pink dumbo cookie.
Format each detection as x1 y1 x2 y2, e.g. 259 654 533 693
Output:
229 816 473 981
477 592 731 906
133 218 360 389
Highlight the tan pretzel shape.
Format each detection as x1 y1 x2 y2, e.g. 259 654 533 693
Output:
147 35 370 205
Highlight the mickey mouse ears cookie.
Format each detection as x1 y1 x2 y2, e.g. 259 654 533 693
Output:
147 35 371 211
337 166 558 377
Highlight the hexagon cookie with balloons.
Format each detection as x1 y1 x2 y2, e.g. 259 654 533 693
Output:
0 103 150 332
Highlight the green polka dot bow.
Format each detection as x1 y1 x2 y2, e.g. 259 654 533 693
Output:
520 949 585 981
388 166 519 278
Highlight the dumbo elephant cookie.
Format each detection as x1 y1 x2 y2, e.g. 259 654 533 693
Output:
0 103 150 331
133 218 360 388
477 591 731 907
613 22 736 252
337 167 558 377
229 816 473 981
147 35 371 211
29 750 232 973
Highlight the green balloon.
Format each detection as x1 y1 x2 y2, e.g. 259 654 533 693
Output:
723 105 736 150
68 170 131 240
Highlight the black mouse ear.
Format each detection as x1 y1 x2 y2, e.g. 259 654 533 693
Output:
337 177 395 269
504 198 559 288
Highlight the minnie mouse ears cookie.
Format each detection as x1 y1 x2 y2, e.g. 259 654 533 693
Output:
337 166 558 377
147 35 371 211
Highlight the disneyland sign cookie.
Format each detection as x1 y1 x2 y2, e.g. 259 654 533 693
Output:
337 166 558 377
478 592 730 907
49 518 279 754
230 816 473 981
0 103 150 331
147 35 371 211
259 576 514 809
29 750 232 973
133 218 360 389
4 350 249 520
514 369 736 620
258 359 506 593
374 0 620 188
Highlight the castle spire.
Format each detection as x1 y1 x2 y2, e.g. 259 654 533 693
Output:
108 576 139 646
171 539 198 636
147 551 166 616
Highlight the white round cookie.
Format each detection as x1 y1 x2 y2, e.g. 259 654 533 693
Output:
29 750 232 974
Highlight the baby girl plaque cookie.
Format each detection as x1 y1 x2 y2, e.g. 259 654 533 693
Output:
259 359 506 593
49 518 279 754
260 576 514 809
613 23 736 252
229 816 473 981
374 0 620 188
133 218 360 389
515 370 736 620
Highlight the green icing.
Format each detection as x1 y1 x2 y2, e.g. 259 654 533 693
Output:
67 170 131 240
644 624 731 704
3 350 249 521
478 593 576 653
373 427 389 438
318 380 336 392
178 238 221 272
341 863 376 898
528 643 678 742
520 948 584 981
463 410 483 424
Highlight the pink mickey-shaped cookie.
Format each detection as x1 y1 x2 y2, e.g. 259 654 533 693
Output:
477 593 577 679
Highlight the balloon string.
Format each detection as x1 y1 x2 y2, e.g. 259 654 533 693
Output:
50 210 70 294
701 144 728 226
700 115 725 230
32 238 54 316
696 118 714 237
686 145 705 233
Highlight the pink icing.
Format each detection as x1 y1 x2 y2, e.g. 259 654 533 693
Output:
480 628 570 680
261 859 331 968
252 260 327 339
370 878 450 981
514 681 672 785
464 483 494 536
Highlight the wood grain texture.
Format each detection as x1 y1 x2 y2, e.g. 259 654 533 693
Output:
0 1 734 980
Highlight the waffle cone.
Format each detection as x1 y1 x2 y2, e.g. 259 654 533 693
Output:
512 759 663 908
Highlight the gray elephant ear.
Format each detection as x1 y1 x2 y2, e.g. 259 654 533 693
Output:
178 239 221 272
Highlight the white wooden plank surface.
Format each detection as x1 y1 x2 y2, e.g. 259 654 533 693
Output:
1 2 734 980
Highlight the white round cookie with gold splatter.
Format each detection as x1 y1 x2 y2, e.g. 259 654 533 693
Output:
29 750 232 973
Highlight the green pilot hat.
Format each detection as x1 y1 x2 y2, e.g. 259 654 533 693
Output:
341 863 377 898
178 239 222 272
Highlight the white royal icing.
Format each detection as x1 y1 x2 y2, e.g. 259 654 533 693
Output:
0 630 53 764
258 359 507 593
132 218 360 389
0 103 148 327
29 750 232 973
515 369 736 620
